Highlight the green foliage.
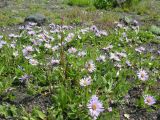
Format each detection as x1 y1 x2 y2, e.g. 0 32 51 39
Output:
67 0 93 7
122 0 141 8
93 0 142 10
94 0 117 9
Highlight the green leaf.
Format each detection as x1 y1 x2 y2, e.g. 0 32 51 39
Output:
36 110 46 120
0 66 4 75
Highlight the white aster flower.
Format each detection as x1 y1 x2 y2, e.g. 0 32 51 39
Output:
68 47 77 54
110 53 121 61
108 107 112 112
13 51 19 57
99 30 108 36
96 55 106 62
29 59 38 66
116 52 127 58
10 43 16 48
85 60 96 73
80 76 91 87
102 45 113 51
52 45 59 52
44 43 52 49
78 51 86 57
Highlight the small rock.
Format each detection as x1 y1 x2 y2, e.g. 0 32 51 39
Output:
0 0 7 8
119 16 132 25
124 114 130 119
25 13 46 26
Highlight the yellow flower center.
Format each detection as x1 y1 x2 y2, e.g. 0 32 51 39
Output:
146 98 151 103
141 73 145 78
92 103 97 110
88 64 92 69
84 80 87 85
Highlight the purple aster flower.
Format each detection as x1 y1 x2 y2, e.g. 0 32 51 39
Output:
135 46 145 54
0 40 6 49
144 95 156 106
22 46 34 56
19 74 31 84
90 25 98 33
137 69 149 81
87 95 104 120
50 59 60 66
0 35 3 39
126 60 132 67
28 31 35 35
65 33 74 42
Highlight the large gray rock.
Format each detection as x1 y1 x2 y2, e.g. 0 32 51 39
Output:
25 13 46 25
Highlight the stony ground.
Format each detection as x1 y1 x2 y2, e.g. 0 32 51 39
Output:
0 0 160 32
